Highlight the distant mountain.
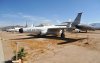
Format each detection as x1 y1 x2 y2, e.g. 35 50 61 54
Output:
90 23 100 30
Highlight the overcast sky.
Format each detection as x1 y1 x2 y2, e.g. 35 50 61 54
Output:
0 0 100 27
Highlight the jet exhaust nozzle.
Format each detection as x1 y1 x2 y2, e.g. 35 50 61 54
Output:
19 28 23 33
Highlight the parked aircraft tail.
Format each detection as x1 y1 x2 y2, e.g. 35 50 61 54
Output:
71 13 82 27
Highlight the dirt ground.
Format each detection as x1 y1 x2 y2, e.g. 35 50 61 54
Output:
0 30 100 63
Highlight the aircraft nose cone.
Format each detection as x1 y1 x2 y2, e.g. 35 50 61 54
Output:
19 28 23 33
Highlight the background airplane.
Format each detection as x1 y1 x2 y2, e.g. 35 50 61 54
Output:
90 23 100 30
6 27 20 32
63 13 95 32
5 21 28 32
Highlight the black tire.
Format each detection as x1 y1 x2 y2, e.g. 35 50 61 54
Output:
61 32 65 39
37 32 41 37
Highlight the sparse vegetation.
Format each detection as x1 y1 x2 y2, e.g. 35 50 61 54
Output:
12 47 27 60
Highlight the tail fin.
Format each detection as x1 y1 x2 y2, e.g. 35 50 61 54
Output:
71 13 82 27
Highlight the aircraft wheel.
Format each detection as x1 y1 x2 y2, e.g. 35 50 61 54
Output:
37 32 41 37
79 30 81 33
61 32 65 39
86 30 87 33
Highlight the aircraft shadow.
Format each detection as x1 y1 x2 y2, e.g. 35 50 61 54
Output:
11 34 86 45
11 35 63 40
11 36 34 40
57 38 86 45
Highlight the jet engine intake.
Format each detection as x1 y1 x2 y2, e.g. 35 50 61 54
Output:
19 28 23 33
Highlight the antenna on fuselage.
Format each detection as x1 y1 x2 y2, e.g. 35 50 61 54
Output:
25 21 28 27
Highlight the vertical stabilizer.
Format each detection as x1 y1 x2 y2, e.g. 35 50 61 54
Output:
71 13 82 27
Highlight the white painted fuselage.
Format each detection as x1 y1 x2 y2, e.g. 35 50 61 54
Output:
20 25 67 36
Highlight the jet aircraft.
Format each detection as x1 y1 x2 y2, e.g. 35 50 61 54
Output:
72 13 95 32
63 13 95 32
19 13 83 38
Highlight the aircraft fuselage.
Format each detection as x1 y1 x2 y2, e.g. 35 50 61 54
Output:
19 25 66 36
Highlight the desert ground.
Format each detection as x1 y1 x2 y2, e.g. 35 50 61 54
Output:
0 30 100 63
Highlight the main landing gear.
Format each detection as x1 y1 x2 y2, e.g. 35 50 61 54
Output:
61 29 65 39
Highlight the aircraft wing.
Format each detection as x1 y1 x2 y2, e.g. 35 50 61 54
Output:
47 28 66 32
48 26 67 30
47 26 67 34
